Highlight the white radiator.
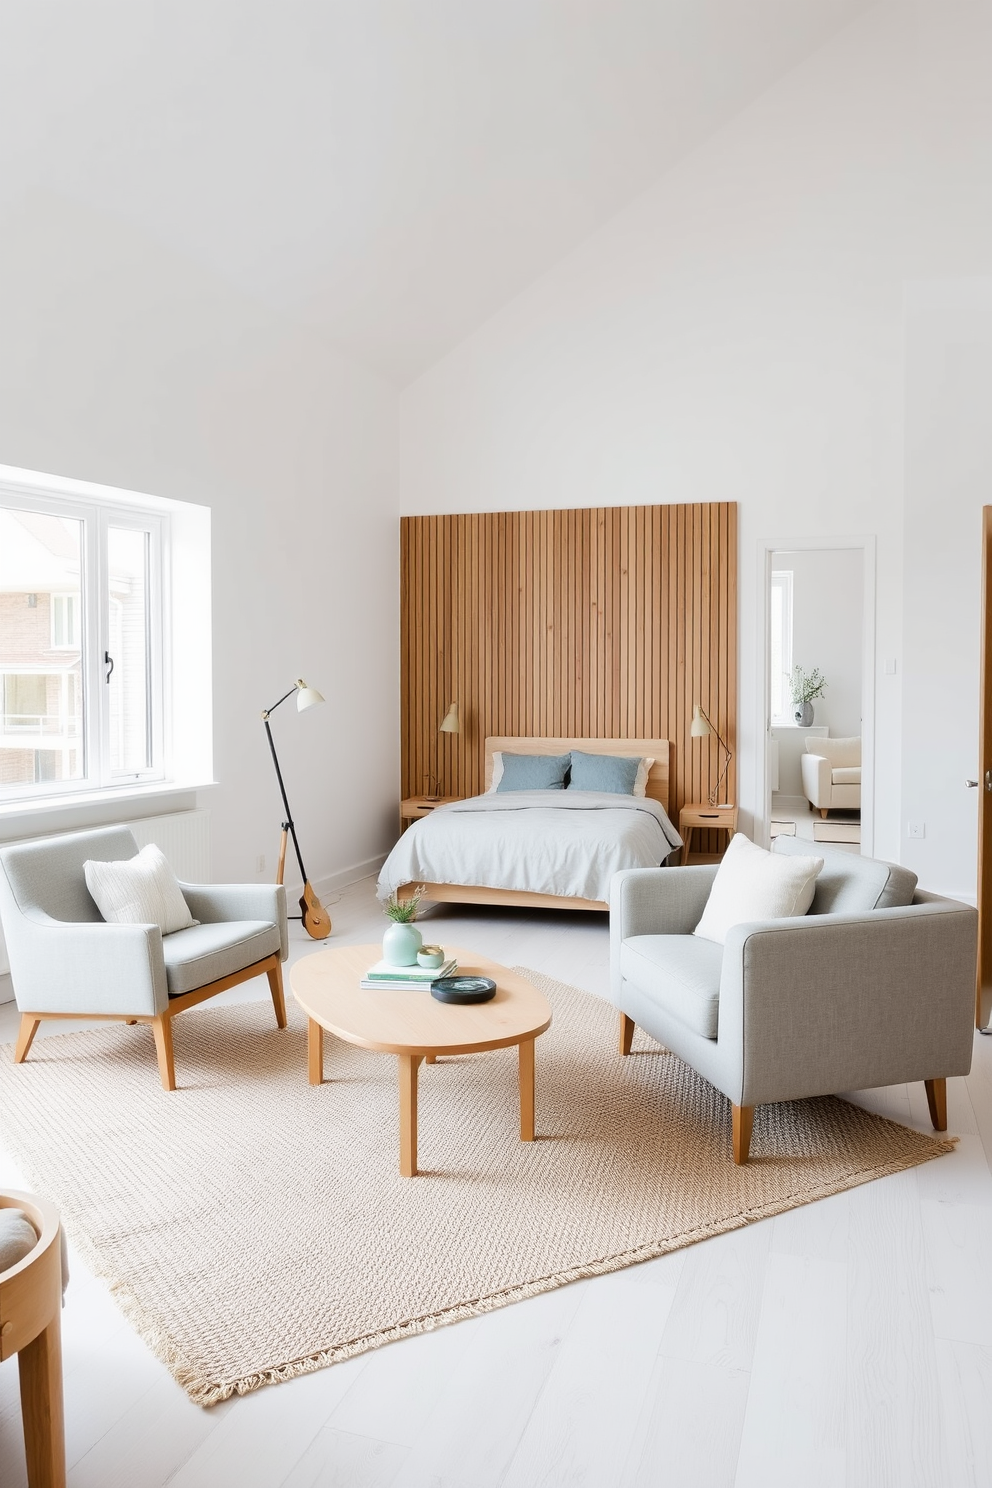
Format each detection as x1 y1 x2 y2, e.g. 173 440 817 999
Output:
0 809 211 985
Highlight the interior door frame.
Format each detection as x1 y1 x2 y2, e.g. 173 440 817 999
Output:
976 507 992 1028
754 534 876 857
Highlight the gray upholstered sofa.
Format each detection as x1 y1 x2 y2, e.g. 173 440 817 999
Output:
610 838 977 1163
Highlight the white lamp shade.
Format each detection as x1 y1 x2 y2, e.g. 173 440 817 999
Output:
439 701 460 734
690 704 712 738
296 680 325 712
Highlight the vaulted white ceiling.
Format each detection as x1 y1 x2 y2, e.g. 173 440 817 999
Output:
0 1 875 385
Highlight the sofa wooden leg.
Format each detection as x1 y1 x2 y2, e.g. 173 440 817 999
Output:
15 1015 41 1064
820 808 829 820
619 1012 635 1056
267 961 287 1029
732 1104 754 1164
152 1016 177 1091
925 1077 947 1131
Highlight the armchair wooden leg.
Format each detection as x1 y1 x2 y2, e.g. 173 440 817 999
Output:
732 1104 754 1165
15 1015 41 1064
152 1016 177 1092
820 808 829 820
619 1012 635 1056
267 961 287 1029
18 1310 65 1488
925 1078 947 1131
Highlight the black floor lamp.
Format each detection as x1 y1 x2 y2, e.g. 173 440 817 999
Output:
261 679 332 940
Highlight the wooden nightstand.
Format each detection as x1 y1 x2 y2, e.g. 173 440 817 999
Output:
399 796 462 833
679 803 738 865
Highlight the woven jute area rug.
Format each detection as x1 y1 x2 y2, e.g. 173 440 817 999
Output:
0 970 953 1406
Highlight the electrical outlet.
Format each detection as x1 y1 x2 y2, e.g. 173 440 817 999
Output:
255 854 266 873
907 821 925 840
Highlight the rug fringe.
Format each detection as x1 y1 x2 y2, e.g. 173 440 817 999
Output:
179 1135 956 1406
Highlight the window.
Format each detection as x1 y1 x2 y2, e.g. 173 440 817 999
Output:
769 570 794 725
51 592 80 649
0 482 166 800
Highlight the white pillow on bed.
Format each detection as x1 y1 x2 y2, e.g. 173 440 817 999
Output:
632 757 654 797
488 752 505 792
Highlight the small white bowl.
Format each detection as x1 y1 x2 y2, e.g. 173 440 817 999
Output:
417 945 445 969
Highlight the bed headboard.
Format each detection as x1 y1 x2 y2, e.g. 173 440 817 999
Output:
484 737 671 813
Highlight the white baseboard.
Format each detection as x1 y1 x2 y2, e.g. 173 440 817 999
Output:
283 854 387 905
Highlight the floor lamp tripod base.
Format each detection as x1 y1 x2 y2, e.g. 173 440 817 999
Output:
276 825 332 940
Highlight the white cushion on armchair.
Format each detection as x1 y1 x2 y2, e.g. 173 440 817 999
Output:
810 736 861 770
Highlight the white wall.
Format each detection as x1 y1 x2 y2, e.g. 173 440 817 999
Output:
0 192 400 891
399 0 992 894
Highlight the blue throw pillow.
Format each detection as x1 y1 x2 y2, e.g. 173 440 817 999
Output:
495 752 570 792
568 750 640 795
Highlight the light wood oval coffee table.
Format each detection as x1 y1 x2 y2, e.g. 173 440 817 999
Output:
291 943 552 1177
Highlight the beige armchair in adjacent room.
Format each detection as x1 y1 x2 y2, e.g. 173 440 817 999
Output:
801 735 861 818
0 826 289 1091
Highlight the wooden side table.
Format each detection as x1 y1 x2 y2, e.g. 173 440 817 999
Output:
399 795 462 833
0 1190 65 1488
679 803 738 865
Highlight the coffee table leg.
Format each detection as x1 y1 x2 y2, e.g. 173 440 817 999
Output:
308 1018 324 1085
399 1054 424 1177
518 1037 536 1141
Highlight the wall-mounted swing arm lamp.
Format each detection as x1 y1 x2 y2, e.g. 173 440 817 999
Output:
690 703 734 808
425 701 460 799
261 679 332 940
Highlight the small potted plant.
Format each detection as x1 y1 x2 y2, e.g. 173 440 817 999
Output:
791 665 827 726
381 886 426 966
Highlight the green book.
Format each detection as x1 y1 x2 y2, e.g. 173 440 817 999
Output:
364 956 457 982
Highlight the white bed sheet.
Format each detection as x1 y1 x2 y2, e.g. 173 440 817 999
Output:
378 790 683 903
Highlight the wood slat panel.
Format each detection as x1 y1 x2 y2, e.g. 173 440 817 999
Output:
399 503 738 825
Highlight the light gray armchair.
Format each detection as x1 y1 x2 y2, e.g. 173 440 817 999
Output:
0 826 289 1091
610 839 977 1163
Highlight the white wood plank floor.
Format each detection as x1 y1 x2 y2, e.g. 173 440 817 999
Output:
3 876 992 1487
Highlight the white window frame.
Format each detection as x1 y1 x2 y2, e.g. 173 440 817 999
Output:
769 569 794 726
0 484 170 802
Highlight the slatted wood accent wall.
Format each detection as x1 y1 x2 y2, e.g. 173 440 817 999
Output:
400 504 737 832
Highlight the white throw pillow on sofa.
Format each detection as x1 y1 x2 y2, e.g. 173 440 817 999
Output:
693 833 823 946
84 843 198 935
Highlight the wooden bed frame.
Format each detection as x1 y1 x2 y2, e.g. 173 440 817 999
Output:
399 736 672 913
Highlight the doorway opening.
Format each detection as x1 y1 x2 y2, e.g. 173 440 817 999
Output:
758 537 875 858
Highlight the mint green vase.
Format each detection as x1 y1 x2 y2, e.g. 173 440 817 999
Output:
382 922 423 967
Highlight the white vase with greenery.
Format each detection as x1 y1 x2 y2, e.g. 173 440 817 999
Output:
381 887 425 966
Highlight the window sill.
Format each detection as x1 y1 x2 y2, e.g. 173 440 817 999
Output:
0 779 218 837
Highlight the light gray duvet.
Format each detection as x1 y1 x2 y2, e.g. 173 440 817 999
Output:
377 791 683 903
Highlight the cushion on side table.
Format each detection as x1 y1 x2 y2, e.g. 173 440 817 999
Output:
0 1208 38 1272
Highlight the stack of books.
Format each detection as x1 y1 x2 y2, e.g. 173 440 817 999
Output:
360 956 457 991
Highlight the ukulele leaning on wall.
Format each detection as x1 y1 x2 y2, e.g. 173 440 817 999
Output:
276 824 332 939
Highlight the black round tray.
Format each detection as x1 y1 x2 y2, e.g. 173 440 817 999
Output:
430 975 497 1005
